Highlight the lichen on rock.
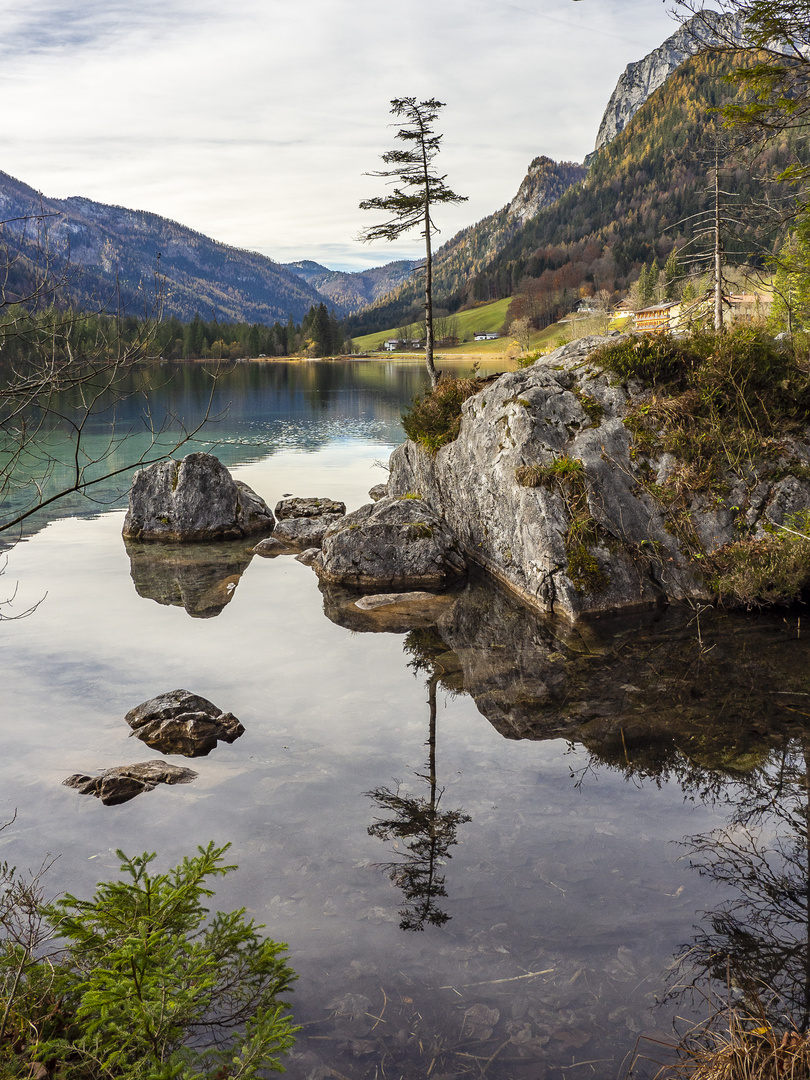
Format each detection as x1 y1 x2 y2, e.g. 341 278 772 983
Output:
314 495 467 590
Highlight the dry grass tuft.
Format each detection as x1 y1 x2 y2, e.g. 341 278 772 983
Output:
706 511 810 608
663 1014 810 1080
402 377 483 454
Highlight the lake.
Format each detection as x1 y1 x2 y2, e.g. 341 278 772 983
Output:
2 358 810 1079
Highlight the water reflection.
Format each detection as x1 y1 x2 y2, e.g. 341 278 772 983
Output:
423 575 809 780
124 537 255 618
366 630 471 931
675 739 810 1031
11 352 810 1079
0 358 433 541
319 581 458 634
325 568 809 781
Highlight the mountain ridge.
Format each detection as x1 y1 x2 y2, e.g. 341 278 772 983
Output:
0 173 331 325
283 258 419 313
594 10 746 150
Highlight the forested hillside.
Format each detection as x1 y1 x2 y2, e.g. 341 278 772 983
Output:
348 51 804 336
345 157 585 338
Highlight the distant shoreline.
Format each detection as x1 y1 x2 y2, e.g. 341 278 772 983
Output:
157 352 514 365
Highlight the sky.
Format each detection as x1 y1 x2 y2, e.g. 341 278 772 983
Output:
1 0 679 271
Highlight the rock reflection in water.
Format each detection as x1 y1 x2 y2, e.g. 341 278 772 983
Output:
414 573 810 775
124 538 254 618
366 633 471 931
314 569 810 1078
319 581 458 635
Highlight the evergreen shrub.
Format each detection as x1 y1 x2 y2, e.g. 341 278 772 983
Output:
0 842 297 1079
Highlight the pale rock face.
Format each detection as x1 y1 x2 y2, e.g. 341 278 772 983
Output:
315 495 467 590
122 452 274 542
387 336 810 620
504 158 587 228
594 12 746 151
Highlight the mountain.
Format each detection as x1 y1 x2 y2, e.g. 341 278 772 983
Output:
593 11 746 150
347 13 789 338
468 46 802 308
283 258 419 314
0 171 326 324
345 157 586 337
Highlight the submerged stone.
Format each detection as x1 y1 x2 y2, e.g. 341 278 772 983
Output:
63 760 197 805
321 584 457 633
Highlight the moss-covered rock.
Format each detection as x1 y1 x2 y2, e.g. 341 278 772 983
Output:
389 333 810 618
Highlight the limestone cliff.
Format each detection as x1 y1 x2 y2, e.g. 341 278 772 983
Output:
504 157 586 228
594 12 746 151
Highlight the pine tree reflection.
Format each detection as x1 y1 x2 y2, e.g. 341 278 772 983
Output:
677 739 810 1029
365 629 471 932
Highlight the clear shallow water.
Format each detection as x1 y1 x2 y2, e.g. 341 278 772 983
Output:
2 360 810 1079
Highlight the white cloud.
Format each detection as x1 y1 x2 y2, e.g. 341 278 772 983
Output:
0 0 678 270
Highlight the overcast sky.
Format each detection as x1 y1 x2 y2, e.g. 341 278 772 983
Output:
1 0 679 271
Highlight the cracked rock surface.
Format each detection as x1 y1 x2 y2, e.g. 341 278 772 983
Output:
388 336 810 619
122 452 274 542
314 495 467 590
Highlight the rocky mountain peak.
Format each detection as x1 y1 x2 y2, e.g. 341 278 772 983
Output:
594 11 746 152
505 156 587 227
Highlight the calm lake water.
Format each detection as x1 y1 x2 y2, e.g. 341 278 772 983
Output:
3 359 810 1079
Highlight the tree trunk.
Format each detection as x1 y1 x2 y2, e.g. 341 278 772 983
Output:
424 204 439 391
714 152 723 332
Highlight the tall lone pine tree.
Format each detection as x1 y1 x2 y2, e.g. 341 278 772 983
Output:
359 97 467 389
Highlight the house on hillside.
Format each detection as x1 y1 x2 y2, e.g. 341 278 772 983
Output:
383 339 406 351
474 331 499 341
630 292 771 335
726 293 772 323
576 298 599 314
634 301 682 333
